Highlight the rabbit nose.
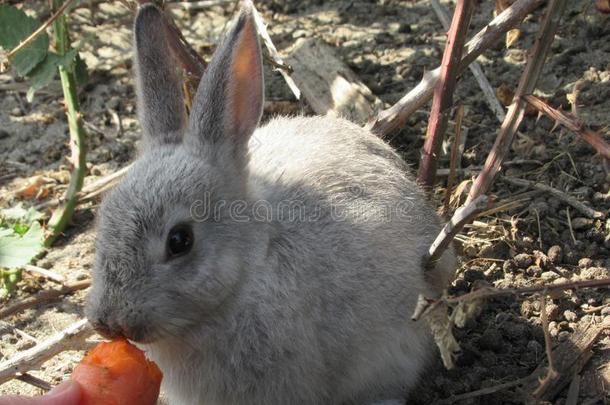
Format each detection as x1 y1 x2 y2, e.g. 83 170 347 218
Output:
90 318 124 340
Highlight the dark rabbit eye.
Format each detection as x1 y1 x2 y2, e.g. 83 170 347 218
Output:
167 224 193 258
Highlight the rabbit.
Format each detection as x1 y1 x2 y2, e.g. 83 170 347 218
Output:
86 2 456 405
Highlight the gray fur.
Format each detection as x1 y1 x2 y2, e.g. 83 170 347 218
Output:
87 4 455 405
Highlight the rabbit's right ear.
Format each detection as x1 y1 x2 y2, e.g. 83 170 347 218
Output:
133 5 187 147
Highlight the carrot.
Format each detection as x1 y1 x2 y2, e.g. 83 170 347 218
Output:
71 339 162 405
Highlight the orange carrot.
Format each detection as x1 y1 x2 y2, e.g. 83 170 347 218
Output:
71 339 162 405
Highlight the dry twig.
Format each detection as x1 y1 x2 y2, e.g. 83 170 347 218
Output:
250 2 301 99
502 176 606 219
418 0 475 189
444 277 610 305
524 94 610 160
0 319 93 385
443 105 465 215
425 195 489 269
430 0 506 123
533 295 559 397
467 0 568 203
22 265 65 284
367 0 545 136
0 280 91 320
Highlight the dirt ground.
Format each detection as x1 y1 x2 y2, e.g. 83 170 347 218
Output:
1 0 609 403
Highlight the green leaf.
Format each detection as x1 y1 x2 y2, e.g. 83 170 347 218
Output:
0 221 44 268
0 5 49 76
27 49 77 102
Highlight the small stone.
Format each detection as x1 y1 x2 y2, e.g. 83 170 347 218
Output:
503 260 518 273
521 300 534 317
541 271 559 281
10 107 23 116
578 257 593 269
91 166 102 176
514 253 533 269
546 303 560 320
527 265 543 277
547 245 563 264
558 331 570 342
571 217 592 230
548 321 559 337
580 267 609 279
563 310 577 322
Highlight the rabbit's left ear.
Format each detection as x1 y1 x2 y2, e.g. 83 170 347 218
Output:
187 3 264 163
134 5 187 147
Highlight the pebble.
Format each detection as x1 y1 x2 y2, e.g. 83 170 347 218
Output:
513 253 533 269
502 260 517 273
541 271 559 281
578 257 593 269
571 217 592 230
547 245 563 264
580 267 609 279
527 265 543 277
563 310 577 322
10 107 23 116
546 303 560 320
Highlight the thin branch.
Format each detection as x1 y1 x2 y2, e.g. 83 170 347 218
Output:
443 105 465 215
524 94 610 160
0 280 91 320
425 195 489 269
36 164 132 210
366 0 545 136
0 319 93 385
466 0 568 203
250 2 301 100
5 0 77 61
418 0 475 189
430 0 506 123
444 277 610 305
502 176 605 219
22 265 65 284
17 373 53 392
532 295 559 397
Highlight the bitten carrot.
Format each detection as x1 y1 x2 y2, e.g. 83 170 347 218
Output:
71 339 162 405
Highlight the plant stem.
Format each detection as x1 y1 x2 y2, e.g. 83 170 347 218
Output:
466 0 568 203
45 0 87 246
417 0 475 189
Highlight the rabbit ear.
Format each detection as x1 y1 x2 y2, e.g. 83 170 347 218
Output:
134 5 187 146
187 3 263 165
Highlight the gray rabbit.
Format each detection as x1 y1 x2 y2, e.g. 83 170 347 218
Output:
86 3 455 405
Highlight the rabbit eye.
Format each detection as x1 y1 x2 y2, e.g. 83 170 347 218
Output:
167 224 193 258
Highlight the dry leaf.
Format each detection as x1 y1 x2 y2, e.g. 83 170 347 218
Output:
425 302 460 369
15 175 53 200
